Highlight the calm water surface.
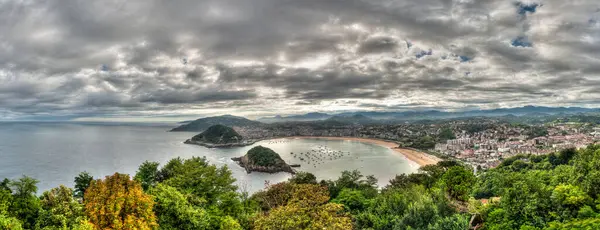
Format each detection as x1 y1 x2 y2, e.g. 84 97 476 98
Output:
0 122 418 193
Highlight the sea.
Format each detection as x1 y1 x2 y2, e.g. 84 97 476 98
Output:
0 122 419 193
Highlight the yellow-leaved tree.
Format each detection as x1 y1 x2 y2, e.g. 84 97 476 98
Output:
254 184 351 230
84 173 157 230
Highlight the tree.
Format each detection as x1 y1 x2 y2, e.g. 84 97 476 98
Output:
74 172 93 199
8 175 41 229
288 172 317 185
162 157 238 207
157 157 184 182
332 189 370 213
84 173 157 229
410 135 436 150
252 182 295 211
324 170 378 199
0 178 10 192
149 184 209 229
35 185 84 229
134 161 160 191
441 166 476 201
438 127 456 141
254 184 351 230
160 157 246 228
354 185 454 230
550 184 591 221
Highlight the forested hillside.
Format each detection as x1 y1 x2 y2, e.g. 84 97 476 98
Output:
2 145 600 229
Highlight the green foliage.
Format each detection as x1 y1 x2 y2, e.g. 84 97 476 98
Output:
8 175 41 229
73 171 93 199
35 185 84 229
288 171 317 184
438 127 456 141
427 214 470 230
527 126 549 139
545 218 600 229
322 170 378 199
0 214 23 230
0 188 11 216
441 166 476 201
135 161 160 191
354 185 454 229
409 135 436 150
246 146 284 167
219 216 243 230
331 189 370 213
157 157 184 182
0 178 10 192
480 145 600 229
160 156 250 229
252 182 295 211
191 124 243 143
162 157 237 206
149 183 210 229
387 160 462 191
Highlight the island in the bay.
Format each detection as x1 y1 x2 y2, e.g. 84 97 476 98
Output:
231 146 296 174
184 124 254 148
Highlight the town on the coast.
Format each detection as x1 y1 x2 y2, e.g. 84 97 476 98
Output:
173 111 600 170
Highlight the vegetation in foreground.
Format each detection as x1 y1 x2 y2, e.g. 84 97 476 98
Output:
2 145 600 229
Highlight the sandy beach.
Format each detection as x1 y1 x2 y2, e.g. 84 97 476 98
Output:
283 136 441 167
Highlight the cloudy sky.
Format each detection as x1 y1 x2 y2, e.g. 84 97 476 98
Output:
1 0 599 121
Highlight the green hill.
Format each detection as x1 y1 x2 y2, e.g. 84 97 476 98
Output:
191 124 242 144
246 146 284 167
170 115 263 132
232 146 294 174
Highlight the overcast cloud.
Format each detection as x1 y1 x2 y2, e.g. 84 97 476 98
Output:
1 0 599 120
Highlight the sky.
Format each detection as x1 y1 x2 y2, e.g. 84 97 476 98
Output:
1 0 600 121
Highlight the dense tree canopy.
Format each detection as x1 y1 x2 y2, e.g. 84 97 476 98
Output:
246 146 285 167
253 184 351 230
36 185 84 229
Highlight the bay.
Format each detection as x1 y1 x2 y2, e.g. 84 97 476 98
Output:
0 122 419 193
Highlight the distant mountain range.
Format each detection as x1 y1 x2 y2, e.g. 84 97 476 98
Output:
170 115 262 132
324 114 377 124
258 106 600 123
257 112 331 123
172 106 600 131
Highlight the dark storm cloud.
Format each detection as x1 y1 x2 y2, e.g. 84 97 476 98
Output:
137 89 257 104
358 36 399 54
1 0 600 119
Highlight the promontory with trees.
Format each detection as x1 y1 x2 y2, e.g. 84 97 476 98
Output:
3 145 600 229
184 124 251 148
232 146 296 174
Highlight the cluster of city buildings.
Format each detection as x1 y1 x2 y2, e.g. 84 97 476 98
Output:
434 123 600 169
233 119 600 169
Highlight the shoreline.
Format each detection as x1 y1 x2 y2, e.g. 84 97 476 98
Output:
273 136 441 167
